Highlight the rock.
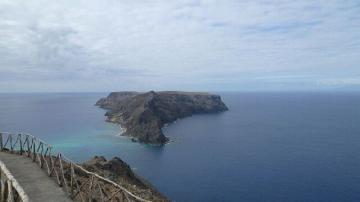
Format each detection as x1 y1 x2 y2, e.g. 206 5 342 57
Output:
82 156 169 201
96 91 228 145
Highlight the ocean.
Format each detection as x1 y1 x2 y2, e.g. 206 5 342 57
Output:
0 92 360 202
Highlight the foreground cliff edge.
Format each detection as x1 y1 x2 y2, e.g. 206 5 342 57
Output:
96 91 228 145
83 156 169 201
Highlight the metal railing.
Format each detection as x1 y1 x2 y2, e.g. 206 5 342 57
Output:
0 132 152 202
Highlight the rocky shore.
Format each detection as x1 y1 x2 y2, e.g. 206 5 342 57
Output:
96 91 228 145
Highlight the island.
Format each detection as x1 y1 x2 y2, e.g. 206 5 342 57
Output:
96 91 228 145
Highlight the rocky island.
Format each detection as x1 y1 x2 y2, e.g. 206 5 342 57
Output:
96 91 228 145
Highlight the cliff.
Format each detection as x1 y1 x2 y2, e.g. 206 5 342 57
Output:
82 156 168 201
96 91 228 145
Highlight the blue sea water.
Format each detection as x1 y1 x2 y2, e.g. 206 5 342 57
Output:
0 92 360 202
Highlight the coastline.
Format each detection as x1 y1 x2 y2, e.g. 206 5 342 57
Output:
96 91 228 145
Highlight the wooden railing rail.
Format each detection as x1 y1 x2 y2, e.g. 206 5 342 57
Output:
0 132 152 202
0 159 30 202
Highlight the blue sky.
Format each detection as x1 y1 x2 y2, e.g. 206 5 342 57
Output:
0 0 359 92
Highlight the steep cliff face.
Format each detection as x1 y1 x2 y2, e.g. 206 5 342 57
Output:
96 91 228 144
82 156 168 201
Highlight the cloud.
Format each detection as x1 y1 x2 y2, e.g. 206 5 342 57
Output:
318 78 360 86
248 21 322 33
0 0 359 92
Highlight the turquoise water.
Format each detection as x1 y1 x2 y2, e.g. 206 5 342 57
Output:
1 92 360 201
0 93 142 159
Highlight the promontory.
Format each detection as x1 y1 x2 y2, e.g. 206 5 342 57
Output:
96 91 228 145
82 156 168 201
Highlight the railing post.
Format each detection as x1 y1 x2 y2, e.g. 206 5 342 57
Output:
9 135 13 153
32 139 36 162
0 179 4 201
19 134 23 155
70 162 74 195
26 136 30 157
7 180 14 202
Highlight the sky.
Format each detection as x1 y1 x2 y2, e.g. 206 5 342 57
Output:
0 0 359 92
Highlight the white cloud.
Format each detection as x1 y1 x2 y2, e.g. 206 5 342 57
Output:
0 0 359 92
